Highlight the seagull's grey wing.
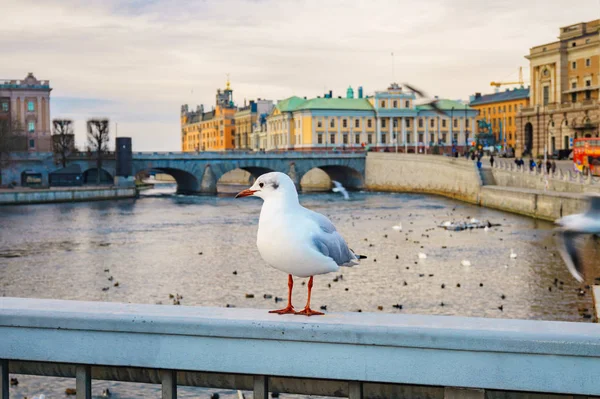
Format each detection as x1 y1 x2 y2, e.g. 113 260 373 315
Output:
312 231 358 266
306 209 337 233
307 210 358 266
555 229 584 283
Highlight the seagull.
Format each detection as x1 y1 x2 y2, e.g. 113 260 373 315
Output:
555 194 600 282
510 249 517 259
331 180 349 200
418 252 427 259
403 83 447 117
236 172 364 316
461 259 471 267
392 223 403 231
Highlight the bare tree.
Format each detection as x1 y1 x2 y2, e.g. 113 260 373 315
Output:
86 118 110 185
52 119 75 168
0 118 25 186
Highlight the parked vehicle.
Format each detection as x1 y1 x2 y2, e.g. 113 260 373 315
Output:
573 138 600 176
552 149 572 160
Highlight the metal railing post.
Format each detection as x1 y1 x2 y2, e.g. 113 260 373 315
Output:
0 360 8 399
348 381 363 399
75 365 92 399
161 369 177 399
253 375 268 399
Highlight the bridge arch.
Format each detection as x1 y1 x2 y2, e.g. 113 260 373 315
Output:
216 166 277 190
300 164 364 190
82 168 113 185
138 167 200 194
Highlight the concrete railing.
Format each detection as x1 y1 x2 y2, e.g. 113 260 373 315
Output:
132 151 367 160
2 298 600 399
492 159 600 193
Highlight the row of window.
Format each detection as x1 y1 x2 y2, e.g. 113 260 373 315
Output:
0 101 35 112
315 132 473 145
490 117 514 127
314 117 471 130
571 91 593 102
572 58 592 69
571 78 593 89
483 103 522 116
380 100 411 109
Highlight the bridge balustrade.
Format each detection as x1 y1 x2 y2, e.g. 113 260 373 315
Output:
1 297 600 399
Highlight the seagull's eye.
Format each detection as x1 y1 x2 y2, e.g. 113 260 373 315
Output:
259 182 264 188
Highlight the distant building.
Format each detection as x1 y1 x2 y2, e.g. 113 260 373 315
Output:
469 87 530 148
516 19 599 156
263 84 478 152
234 99 273 150
181 80 236 152
0 73 52 152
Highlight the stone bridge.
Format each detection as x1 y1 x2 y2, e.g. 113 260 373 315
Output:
3 152 366 194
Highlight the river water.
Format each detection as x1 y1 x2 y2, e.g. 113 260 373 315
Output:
1 184 596 399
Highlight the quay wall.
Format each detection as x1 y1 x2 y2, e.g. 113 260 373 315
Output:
0 187 137 205
365 153 589 221
365 153 482 204
478 186 587 221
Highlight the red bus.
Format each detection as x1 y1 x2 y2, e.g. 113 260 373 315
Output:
573 137 600 176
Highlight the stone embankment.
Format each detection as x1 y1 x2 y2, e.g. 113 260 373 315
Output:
365 153 594 221
0 186 137 205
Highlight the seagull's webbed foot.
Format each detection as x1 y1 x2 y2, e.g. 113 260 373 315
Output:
269 305 296 315
295 307 324 316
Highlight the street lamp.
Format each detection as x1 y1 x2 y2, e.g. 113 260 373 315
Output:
450 107 455 154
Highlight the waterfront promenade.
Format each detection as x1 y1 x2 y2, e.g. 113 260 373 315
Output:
0 186 136 205
365 153 599 221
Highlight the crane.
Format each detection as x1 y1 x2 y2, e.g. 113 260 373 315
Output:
490 67 526 88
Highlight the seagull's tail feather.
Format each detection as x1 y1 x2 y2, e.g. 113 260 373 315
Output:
343 249 366 267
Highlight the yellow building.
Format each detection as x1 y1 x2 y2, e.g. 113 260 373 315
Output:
469 87 530 148
262 85 478 153
181 81 236 152
516 19 599 156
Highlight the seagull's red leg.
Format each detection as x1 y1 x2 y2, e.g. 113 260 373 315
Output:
269 274 295 314
295 276 324 316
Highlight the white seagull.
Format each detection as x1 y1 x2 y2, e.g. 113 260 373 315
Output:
555 194 600 282
236 172 364 316
331 180 350 200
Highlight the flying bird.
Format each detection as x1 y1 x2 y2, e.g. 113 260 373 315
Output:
555 194 600 282
236 172 364 316
403 83 447 117
331 180 350 200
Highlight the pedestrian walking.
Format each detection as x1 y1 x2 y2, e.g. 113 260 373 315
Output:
490 154 495 168
529 158 536 171
551 160 557 174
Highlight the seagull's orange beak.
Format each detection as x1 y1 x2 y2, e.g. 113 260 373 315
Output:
235 189 257 198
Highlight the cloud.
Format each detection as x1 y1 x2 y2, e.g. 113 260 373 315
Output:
1 0 597 151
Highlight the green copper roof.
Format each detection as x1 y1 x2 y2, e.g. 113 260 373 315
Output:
417 99 474 111
276 96 306 112
296 98 374 111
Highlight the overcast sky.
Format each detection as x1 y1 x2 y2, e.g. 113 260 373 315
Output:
1 0 598 151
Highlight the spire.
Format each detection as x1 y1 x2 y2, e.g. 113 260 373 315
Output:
226 73 231 90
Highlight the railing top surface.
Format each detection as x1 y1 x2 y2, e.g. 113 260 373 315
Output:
2 297 599 357
131 151 366 160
